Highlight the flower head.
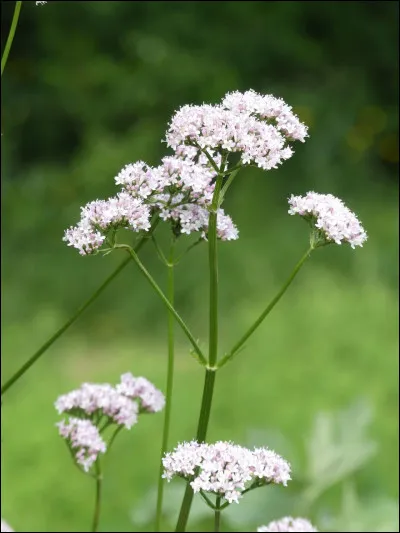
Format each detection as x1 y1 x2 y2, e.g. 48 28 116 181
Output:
166 90 308 171
288 191 367 249
257 517 318 532
57 418 106 472
55 382 139 429
162 440 291 504
116 373 165 413
63 193 151 255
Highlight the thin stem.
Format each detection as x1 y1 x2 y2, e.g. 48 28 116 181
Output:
120 245 206 366
155 240 176 532
175 174 223 532
199 491 217 510
218 168 240 206
1 1 22 77
91 460 103 533
1 220 159 396
152 235 169 267
214 496 221 533
218 246 314 369
107 425 123 451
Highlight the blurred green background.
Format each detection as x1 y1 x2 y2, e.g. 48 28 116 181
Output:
1 1 398 532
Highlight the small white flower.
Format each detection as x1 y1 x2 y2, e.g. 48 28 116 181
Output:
257 517 318 532
162 441 291 504
288 191 367 249
36 1 47 5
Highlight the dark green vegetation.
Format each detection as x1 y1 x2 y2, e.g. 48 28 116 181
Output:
1 2 398 531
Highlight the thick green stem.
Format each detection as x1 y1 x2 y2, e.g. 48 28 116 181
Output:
155 240 176 532
175 175 223 532
1 1 22 77
208 178 223 367
91 460 103 533
214 496 221 533
122 245 206 366
1 222 159 396
218 246 314 369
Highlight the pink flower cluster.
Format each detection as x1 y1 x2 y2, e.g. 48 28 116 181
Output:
64 154 238 254
162 440 291 504
55 382 139 429
166 90 308 171
57 418 106 472
257 517 318 532
288 191 367 248
116 373 165 413
64 90 309 255
56 373 164 472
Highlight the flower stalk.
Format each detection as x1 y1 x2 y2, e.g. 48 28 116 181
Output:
155 239 176 532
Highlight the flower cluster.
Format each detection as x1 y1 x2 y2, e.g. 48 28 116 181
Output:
63 193 151 256
257 517 318 532
64 90 309 255
162 440 291 504
64 155 238 254
57 418 106 472
1 520 13 533
288 191 367 248
56 373 164 472
166 89 308 171
116 373 165 413
55 382 139 429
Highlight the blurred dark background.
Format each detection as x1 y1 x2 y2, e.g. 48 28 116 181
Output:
1 2 398 532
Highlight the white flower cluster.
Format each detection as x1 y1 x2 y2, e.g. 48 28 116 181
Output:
36 1 47 5
56 373 164 472
116 156 238 241
288 191 367 248
116 373 165 413
64 154 238 254
162 440 291 504
257 517 318 532
63 192 151 256
55 382 139 429
167 90 308 171
64 90 308 255
1 520 13 533
57 417 106 472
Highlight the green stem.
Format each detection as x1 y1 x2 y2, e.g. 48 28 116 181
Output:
107 425 123 451
1 1 22 77
218 246 314 369
155 240 176 532
1 220 159 396
91 460 103 532
175 175 223 532
214 496 221 533
218 169 240 206
121 245 206 366
208 176 223 368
